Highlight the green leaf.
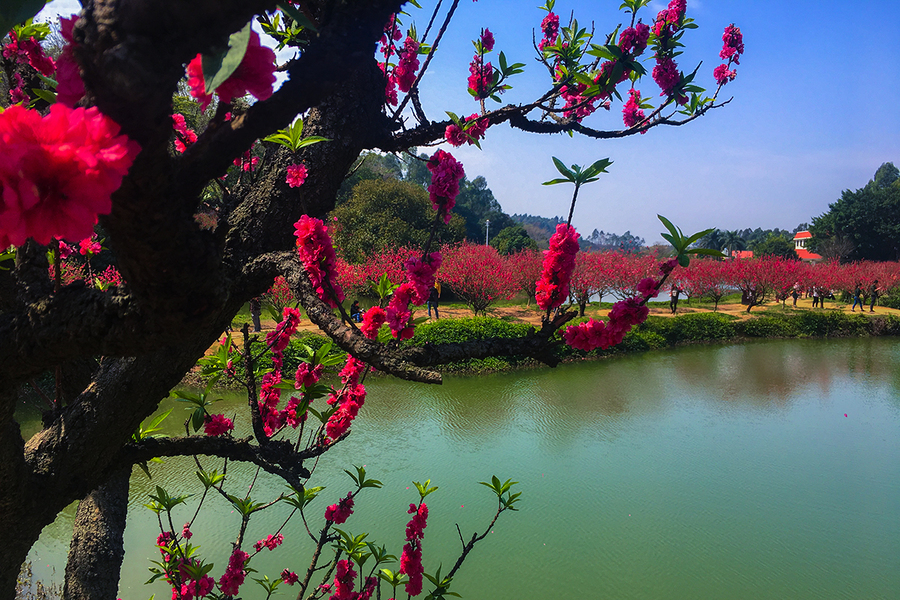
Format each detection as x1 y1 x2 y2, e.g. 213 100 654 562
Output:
277 1 318 32
551 156 575 181
203 22 252 96
541 178 571 186
0 0 45 37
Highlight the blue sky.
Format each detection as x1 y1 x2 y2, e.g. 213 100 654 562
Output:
37 1 900 244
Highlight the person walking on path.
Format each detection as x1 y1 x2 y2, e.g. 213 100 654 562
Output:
812 287 820 308
427 284 440 319
249 298 262 332
851 283 863 311
869 280 879 312
669 284 682 314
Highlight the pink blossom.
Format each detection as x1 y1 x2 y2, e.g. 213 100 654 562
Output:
538 12 560 51
720 24 744 64
427 150 465 223
79 237 101 256
467 54 493 100
186 31 276 111
659 258 679 275
55 16 85 107
394 37 421 92
217 548 248 597
330 559 357 600
253 533 284 552
636 277 659 299
286 163 308 188
405 253 441 304
360 306 387 339
652 56 681 98
203 414 234 436
172 114 197 153
386 282 416 339
535 224 580 311
445 114 488 147
281 570 299 585
564 318 611 351
622 88 646 130
294 216 345 307
400 502 428 597
480 28 495 52
324 384 366 441
619 23 650 56
324 492 355 524
0 104 140 248
295 362 324 389
339 356 366 386
713 63 736 85
182 523 193 540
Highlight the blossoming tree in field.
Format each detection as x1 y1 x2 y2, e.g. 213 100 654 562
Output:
0 0 742 598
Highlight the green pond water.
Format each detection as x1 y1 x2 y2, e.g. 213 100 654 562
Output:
21 337 900 600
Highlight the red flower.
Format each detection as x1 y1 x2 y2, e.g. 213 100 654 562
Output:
0 104 140 248
186 31 276 110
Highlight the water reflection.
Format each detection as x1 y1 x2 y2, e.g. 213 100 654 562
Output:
17 337 900 600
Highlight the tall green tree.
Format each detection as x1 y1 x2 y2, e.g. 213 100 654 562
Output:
751 233 798 260
331 179 465 262
490 224 537 255
454 176 515 241
810 163 900 261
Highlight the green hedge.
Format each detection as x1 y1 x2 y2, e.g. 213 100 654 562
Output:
642 313 738 344
406 317 536 373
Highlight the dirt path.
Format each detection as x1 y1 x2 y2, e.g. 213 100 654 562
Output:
211 297 899 355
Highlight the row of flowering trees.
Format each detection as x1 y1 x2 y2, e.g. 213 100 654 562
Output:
326 247 900 316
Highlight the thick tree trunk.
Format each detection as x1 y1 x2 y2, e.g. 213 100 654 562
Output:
63 468 132 600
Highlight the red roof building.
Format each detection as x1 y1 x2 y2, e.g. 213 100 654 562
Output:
792 230 823 262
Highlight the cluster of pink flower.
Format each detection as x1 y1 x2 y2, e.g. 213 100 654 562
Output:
203 413 234 436
187 31 276 111
253 533 284 552
394 36 421 93
618 22 651 56
176 570 215 600
563 260 676 351
232 148 259 173
445 114 488 147
330 560 360 600
536 224 580 311
286 163 308 188
339 356 366 386
378 16 403 105
294 216 346 308
557 73 610 122
2 30 54 102
217 547 249 597
713 24 743 85
651 0 688 103
0 103 141 248
182 523 192 540
400 502 428 596
296 362 324 389
426 150 465 224
172 114 198 153
324 492 355 524
360 306 387 339
386 282 416 340
404 253 441 305
281 569 299 586
79 236 101 256
537 12 560 51
622 88 646 130
55 16 84 107
258 308 303 436
324 379 366 441
467 29 495 100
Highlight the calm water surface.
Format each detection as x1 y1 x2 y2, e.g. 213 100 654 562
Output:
23 338 900 599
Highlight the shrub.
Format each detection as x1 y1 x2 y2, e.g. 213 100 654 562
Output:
735 315 799 338
644 313 737 344
793 311 870 337
407 317 535 372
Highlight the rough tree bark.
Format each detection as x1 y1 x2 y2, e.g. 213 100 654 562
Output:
63 469 132 600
